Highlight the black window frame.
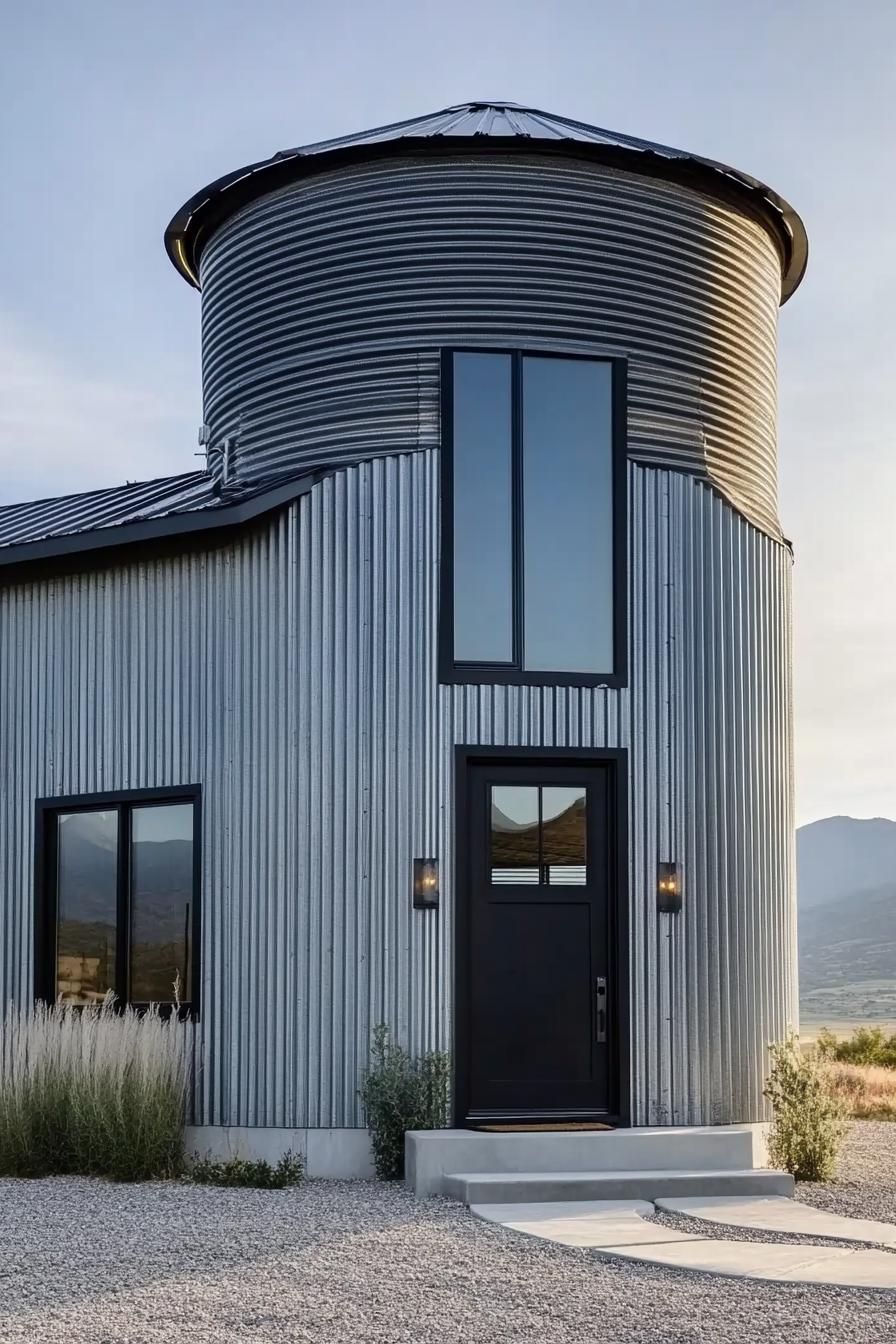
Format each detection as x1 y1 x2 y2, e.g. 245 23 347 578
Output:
34 784 202 1016
439 348 628 688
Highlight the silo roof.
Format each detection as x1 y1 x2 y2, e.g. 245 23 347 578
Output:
165 100 807 301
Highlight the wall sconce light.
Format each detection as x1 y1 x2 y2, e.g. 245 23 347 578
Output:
413 858 439 910
657 861 682 914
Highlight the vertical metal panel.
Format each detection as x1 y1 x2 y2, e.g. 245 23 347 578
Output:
200 156 782 537
438 463 795 1125
0 456 793 1127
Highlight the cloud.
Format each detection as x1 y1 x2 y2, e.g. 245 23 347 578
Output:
0 316 196 505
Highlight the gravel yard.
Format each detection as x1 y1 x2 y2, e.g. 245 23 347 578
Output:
797 1121 896 1223
0 1124 894 1344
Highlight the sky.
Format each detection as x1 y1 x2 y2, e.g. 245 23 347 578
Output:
1 0 894 826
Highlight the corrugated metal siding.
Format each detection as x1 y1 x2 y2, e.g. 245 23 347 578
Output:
200 156 781 536
0 457 793 1126
0 455 443 1128
445 465 795 1125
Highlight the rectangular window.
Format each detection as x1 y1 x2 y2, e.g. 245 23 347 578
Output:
452 352 514 664
36 787 201 1011
442 350 624 685
56 809 118 1003
522 358 615 674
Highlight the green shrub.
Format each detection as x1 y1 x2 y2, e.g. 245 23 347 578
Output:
358 1023 450 1180
814 1027 839 1059
764 1034 848 1181
190 1150 304 1188
818 1025 896 1069
0 996 190 1181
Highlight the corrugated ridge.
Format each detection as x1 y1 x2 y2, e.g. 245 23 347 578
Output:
199 156 781 537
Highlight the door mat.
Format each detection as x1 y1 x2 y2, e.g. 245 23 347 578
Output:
474 1122 615 1133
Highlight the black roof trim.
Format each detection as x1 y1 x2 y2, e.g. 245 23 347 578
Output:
0 470 321 580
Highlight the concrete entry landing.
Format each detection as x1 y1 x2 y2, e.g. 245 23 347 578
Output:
472 1200 896 1291
405 1125 770 1198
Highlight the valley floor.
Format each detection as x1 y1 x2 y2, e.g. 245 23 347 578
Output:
0 1124 895 1343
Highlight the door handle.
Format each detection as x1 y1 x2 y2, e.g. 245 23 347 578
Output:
594 976 608 1044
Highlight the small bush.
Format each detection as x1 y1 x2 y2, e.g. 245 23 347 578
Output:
190 1150 304 1188
817 1025 896 1069
358 1023 450 1180
764 1034 847 1181
0 996 190 1181
814 1027 839 1060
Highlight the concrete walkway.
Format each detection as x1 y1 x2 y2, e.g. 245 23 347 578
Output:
657 1195 896 1247
471 1199 896 1290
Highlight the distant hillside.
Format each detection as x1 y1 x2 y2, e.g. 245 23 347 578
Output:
798 816 896 1020
797 816 896 910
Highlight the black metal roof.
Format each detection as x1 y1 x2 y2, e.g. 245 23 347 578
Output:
0 472 217 549
0 469 323 576
165 100 808 301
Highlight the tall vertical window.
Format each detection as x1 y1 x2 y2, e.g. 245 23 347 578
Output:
35 787 201 1011
452 353 514 663
442 350 624 684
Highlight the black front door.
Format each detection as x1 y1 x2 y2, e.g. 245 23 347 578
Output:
460 758 618 1121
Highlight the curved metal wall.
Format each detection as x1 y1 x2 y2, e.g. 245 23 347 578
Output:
200 156 781 536
0 457 795 1127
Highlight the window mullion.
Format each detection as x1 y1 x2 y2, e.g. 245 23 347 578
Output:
512 352 525 670
115 804 130 1007
43 813 60 1002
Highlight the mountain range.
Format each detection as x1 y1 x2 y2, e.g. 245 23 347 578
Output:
797 815 896 1022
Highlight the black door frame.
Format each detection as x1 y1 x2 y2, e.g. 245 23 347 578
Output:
453 744 630 1127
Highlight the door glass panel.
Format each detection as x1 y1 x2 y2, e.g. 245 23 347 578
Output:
56 810 118 1003
130 803 194 1003
490 785 540 883
522 357 614 673
542 786 587 885
453 352 514 663
490 783 589 884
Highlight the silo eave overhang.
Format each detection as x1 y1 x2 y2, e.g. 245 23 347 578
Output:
164 101 808 303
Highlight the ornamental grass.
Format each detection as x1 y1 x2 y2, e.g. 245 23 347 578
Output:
0 995 190 1180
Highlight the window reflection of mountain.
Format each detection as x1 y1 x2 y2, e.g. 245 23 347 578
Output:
491 798 586 867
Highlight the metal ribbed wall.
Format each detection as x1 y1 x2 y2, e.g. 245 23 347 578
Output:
200 156 781 536
0 456 794 1127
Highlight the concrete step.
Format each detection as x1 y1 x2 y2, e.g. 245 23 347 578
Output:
405 1125 767 1196
444 1167 794 1205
